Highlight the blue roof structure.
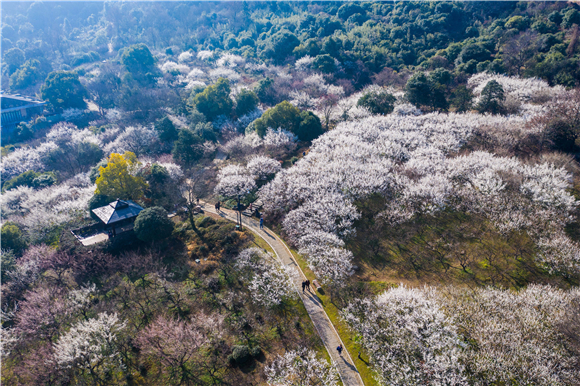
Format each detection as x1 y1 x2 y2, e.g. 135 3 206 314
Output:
92 200 144 225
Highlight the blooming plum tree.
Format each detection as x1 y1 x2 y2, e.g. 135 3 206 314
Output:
235 247 297 308
246 155 281 180
265 347 339 386
214 164 256 198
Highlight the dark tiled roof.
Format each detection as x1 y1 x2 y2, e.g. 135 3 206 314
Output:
92 200 144 225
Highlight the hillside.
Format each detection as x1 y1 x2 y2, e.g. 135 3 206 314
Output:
2 1 580 385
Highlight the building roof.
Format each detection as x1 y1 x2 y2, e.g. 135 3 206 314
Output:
1 93 46 108
91 200 144 225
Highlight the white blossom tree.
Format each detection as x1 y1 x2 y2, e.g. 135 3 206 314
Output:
265 347 339 386
235 247 297 308
342 285 467 386
246 155 281 180
53 312 126 382
214 164 256 198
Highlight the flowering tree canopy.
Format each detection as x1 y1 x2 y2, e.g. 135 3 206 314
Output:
246 155 281 180
265 347 339 386
214 164 256 198
235 247 297 308
53 312 126 374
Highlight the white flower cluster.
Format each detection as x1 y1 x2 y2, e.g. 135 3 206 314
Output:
53 312 126 370
263 128 297 151
214 164 256 198
445 284 580 385
265 347 339 386
342 285 467 385
196 50 213 60
468 72 566 103
1 142 59 180
178 51 194 63
104 125 159 156
294 55 315 71
246 155 281 180
216 53 245 68
160 61 190 74
235 247 297 308
393 102 422 116
260 113 580 281
344 284 580 386
2 173 94 242
62 108 86 121
209 67 241 82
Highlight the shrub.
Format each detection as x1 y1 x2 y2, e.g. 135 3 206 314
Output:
235 89 259 117
2 170 56 191
357 90 396 115
196 216 216 228
134 207 174 242
155 116 178 142
191 78 233 121
250 346 262 357
1 222 28 254
231 345 251 364
476 80 505 115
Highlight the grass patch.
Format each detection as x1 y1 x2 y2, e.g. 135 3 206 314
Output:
350 197 577 290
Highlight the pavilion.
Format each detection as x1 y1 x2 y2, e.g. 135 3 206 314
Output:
91 199 144 236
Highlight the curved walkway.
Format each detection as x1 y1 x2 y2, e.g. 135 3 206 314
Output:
201 202 365 386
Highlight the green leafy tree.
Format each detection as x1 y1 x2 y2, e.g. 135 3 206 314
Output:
3 48 25 74
191 122 217 142
337 3 365 20
90 159 109 184
296 111 323 141
155 116 178 142
477 80 505 115
405 72 432 108
265 30 300 63
191 78 233 121
235 89 259 117
1 222 27 254
457 43 492 64
451 85 474 112
1 250 16 282
172 128 205 165
120 43 156 76
562 9 580 28
505 16 530 31
357 90 396 115
134 207 174 242
9 59 44 90
253 101 323 141
40 71 88 110
312 54 336 73
95 152 148 200
254 77 275 104
253 101 301 137
2 170 56 192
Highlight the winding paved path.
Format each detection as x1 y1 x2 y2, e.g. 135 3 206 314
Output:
201 202 365 386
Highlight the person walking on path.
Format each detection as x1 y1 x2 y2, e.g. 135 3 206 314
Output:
260 216 264 229
337 345 343 355
215 201 221 212
302 281 306 293
305 279 311 292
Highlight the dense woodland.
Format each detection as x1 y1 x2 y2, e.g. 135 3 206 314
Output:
2 2 580 386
